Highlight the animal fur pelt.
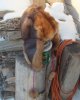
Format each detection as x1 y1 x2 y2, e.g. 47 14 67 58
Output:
21 4 60 71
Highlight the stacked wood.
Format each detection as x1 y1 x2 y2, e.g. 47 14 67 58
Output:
0 18 21 42
1 91 15 100
0 18 21 40
5 77 15 84
0 52 15 99
0 18 23 52
0 0 46 100
0 40 23 52
0 18 20 31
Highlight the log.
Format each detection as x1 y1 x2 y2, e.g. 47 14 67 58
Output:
64 0 80 33
3 83 15 92
2 68 14 79
15 55 52 100
4 86 15 92
6 31 21 40
59 42 80 99
5 77 15 84
0 39 23 52
1 91 15 99
0 18 20 31
0 30 21 41
2 68 10 77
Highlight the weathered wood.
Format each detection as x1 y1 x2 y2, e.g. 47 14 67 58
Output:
64 0 80 33
0 31 21 40
65 0 80 17
0 1 46 99
5 77 15 84
4 86 15 92
2 68 10 77
0 18 20 31
6 31 21 40
1 91 15 99
16 55 49 100
2 68 14 81
0 39 23 52
47 0 80 34
59 43 80 99
3 83 15 92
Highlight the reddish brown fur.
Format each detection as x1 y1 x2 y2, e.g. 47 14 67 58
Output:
21 5 60 71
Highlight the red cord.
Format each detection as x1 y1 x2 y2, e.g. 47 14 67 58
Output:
33 71 35 89
51 40 79 100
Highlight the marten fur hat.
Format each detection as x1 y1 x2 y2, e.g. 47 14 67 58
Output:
21 4 60 71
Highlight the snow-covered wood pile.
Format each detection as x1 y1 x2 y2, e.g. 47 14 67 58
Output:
0 18 20 31
0 18 22 52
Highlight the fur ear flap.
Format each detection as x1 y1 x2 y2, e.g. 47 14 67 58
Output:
21 16 33 40
39 10 60 52
21 4 60 71
32 40 44 71
52 33 60 50
41 11 60 49
34 9 60 43
42 11 59 33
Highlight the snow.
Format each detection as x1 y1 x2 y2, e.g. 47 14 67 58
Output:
45 2 79 40
0 0 33 20
0 37 5 41
0 98 14 100
0 0 32 12
3 12 22 21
